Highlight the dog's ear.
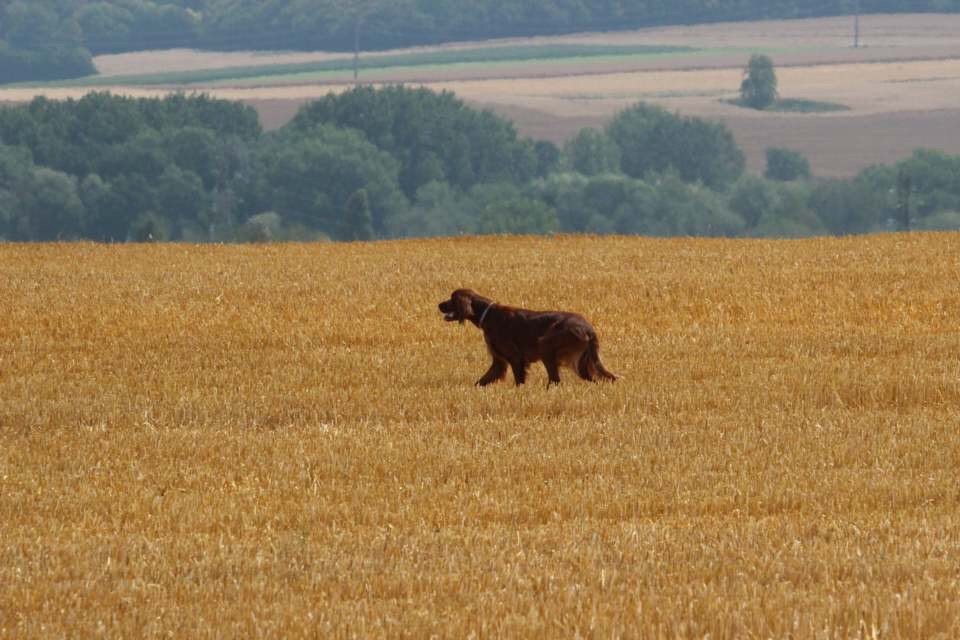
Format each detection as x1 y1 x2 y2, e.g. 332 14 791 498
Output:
454 292 473 324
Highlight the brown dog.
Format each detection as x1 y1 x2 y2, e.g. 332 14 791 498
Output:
438 289 617 387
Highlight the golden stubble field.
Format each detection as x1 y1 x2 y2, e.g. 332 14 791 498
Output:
2 234 960 638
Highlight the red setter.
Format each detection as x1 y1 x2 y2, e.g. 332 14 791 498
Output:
438 289 617 387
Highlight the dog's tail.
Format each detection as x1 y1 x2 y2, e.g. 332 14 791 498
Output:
577 333 618 382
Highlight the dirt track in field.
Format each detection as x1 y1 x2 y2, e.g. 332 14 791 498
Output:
4 14 960 177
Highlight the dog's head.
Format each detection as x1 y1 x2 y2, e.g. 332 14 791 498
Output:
438 289 481 324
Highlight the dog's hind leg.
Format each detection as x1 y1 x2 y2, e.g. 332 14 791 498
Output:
543 352 562 387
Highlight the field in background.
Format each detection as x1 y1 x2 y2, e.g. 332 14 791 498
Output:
3 235 960 637
53 45 695 88
1 14 958 177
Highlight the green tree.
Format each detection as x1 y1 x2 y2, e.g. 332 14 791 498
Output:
4 2 61 50
288 85 537 198
751 183 824 238
531 172 593 232
16 167 85 240
652 173 746 237
607 103 745 189
79 173 127 241
236 212 285 242
129 211 168 242
562 128 621 176
808 178 884 235
765 147 811 181
533 140 561 178
156 165 207 226
740 54 778 109
894 149 960 218
728 175 781 228
0 1 95 83
259 125 406 239
344 189 374 241
0 187 16 238
74 3 134 51
465 183 558 235
385 180 470 238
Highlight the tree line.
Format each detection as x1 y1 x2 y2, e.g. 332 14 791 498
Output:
3 0 960 83
1 88 958 243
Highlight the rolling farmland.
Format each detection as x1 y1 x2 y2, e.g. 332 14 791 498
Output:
3 14 960 176
2 235 960 637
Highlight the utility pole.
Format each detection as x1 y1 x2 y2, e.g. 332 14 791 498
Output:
853 0 860 48
896 169 912 232
330 0 381 84
353 17 361 83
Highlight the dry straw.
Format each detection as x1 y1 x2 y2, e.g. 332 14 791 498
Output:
2 234 959 638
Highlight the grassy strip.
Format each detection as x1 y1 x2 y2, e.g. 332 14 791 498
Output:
37 44 694 87
770 98 850 113
723 97 850 113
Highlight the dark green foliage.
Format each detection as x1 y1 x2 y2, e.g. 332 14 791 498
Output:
89 1 960 55
387 181 557 237
607 103 745 189
562 129 621 176
740 54 778 110
236 212 285 243
288 86 537 199
0 1 95 84
16 167 84 240
386 181 466 238
808 178 886 235
894 149 960 217
854 149 960 229
765 147 812 181
729 175 781 227
533 141 561 178
466 184 558 236
3 88 960 242
129 211 169 242
75 1 199 55
344 190 375 241
257 125 407 240
532 172 745 237
0 93 260 241
750 183 826 238
4 1 960 83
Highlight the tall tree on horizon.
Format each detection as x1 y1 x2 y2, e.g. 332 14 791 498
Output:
740 53 779 109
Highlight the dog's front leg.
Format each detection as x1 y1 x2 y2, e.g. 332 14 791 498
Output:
476 358 508 386
509 358 528 385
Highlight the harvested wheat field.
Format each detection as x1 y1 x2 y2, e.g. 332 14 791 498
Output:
2 234 960 637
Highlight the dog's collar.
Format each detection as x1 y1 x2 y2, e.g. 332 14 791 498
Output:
477 301 495 327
